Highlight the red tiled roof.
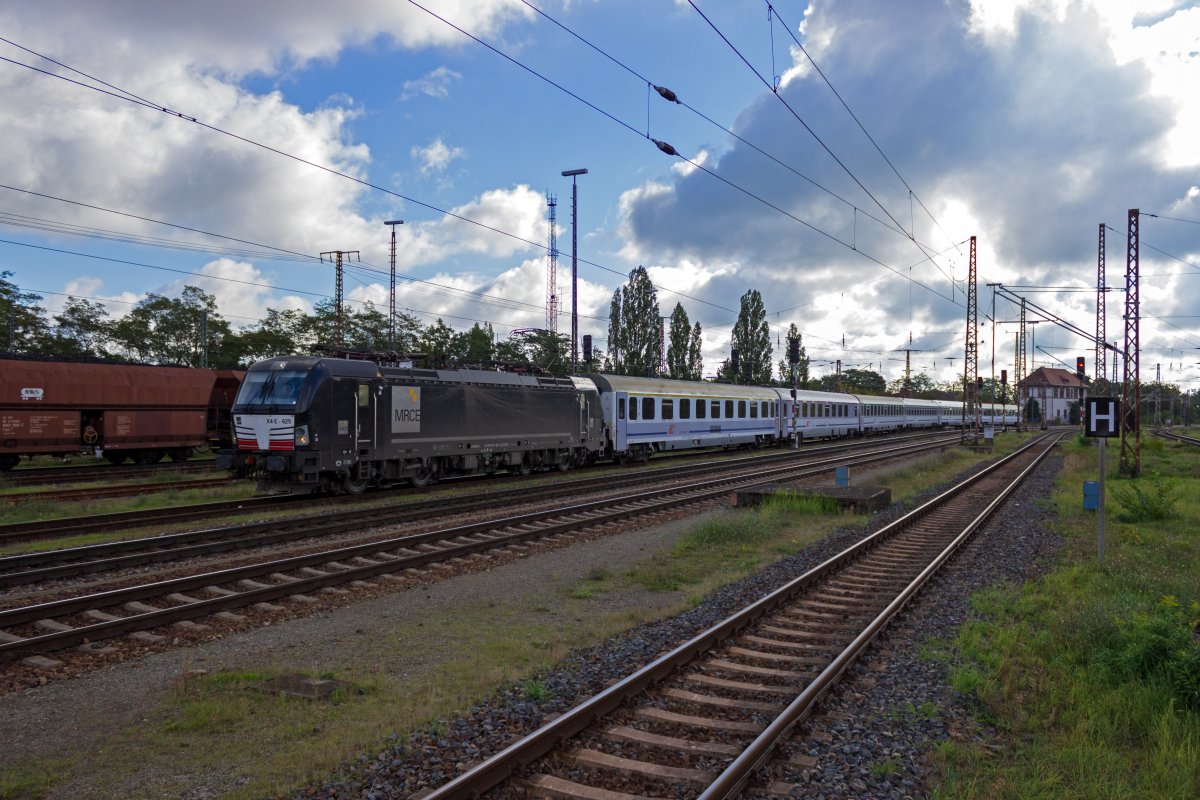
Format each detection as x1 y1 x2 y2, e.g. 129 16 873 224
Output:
1019 367 1082 388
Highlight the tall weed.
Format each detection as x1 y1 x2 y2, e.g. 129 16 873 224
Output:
1111 476 1178 522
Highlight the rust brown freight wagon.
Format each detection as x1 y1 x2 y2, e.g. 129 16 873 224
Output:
0 358 231 469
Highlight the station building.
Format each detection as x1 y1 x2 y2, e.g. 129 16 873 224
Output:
1018 367 1085 423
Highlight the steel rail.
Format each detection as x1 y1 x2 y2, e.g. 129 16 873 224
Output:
0 436 958 659
0 434 958 580
0 477 232 504
418 433 1058 800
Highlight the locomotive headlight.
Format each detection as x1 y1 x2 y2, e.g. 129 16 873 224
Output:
295 425 310 447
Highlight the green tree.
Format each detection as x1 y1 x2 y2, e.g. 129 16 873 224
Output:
458 322 495 366
841 368 886 394
108 286 230 366
40 296 111 359
224 308 309 364
418 318 459 367
605 266 661 376
664 303 694 380
687 321 704 380
726 289 771 384
776 323 808 387
494 329 571 375
0 271 49 353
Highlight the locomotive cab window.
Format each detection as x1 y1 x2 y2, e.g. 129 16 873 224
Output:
236 369 308 407
358 384 370 408
642 397 655 420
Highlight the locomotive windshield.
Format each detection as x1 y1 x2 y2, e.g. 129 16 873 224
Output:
235 369 308 408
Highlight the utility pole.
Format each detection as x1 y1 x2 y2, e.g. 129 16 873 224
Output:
384 221 403 352
962 235 979 442
1096 223 1106 383
321 249 361 347
545 193 559 335
562 168 588 372
1120 208 1140 477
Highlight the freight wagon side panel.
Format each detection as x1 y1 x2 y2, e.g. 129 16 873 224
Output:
0 410 82 454
100 410 210 451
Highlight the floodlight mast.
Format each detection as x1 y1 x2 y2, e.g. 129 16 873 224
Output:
561 168 588 372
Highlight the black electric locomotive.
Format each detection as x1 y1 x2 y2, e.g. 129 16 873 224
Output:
221 355 605 493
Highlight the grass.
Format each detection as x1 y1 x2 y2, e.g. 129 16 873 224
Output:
0 435 1036 799
928 434 1200 799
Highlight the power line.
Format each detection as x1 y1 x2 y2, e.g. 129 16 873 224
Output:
406 0 961 313
685 0 955 287
764 2 961 256
0 37 733 316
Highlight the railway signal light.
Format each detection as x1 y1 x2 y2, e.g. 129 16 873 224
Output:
582 334 592 366
1076 356 1086 380
788 337 800 364
730 348 739 376
1001 369 1007 385
743 360 753 383
977 376 984 390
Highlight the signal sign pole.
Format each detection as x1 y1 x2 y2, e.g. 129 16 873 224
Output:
1085 397 1120 564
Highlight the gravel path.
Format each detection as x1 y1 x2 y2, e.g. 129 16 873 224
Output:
294 452 1062 800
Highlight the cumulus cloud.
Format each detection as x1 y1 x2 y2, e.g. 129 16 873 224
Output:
400 66 463 100
0 0 532 298
411 138 466 175
618 0 1200 381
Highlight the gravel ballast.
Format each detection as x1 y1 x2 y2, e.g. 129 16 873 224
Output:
1 446 1061 799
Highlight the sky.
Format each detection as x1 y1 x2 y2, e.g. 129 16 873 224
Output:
1 0 1198 388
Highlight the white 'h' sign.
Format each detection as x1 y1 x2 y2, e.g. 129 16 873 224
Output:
1086 397 1120 438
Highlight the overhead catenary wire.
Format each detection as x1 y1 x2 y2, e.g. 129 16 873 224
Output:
685 0 956 288
764 1 962 256
407 0 961 313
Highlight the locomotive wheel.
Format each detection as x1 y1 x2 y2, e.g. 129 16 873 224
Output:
556 453 572 472
409 467 433 488
513 459 532 477
103 452 129 466
343 475 368 494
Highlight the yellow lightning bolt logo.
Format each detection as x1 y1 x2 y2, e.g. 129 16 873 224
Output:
408 388 418 404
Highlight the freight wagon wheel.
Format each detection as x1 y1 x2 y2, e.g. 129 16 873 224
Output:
168 448 193 463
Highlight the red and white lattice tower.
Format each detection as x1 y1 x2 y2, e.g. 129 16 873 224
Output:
1120 208 1141 477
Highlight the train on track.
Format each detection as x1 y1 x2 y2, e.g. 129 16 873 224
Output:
222 355 1019 494
0 357 243 470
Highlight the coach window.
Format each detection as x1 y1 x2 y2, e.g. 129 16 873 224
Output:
696 399 706 419
618 397 626 420
711 400 721 418
725 400 733 418
680 399 691 419
642 397 656 420
749 401 758 419
629 397 638 420
358 384 370 407
662 399 674 420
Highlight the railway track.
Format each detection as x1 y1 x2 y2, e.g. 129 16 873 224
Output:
0 460 218 488
0 476 236 505
406 432 1063 800
0 434 964 664
0 431 953 546
1153 428 1200 446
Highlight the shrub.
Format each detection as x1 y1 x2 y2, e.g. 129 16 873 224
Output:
1111 476 1178 522
1099 596 1200 709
